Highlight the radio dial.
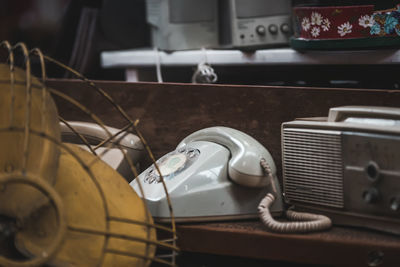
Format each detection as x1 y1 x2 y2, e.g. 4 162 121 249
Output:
268 24 278 34
256 25 266 36
281 23 290 34
366 161 380 182
390 196 400 211
362 188 380 204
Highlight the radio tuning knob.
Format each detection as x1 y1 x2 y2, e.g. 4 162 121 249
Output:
390 196 400 211
366 161 380 182
256 25 266 36
268 24 278 34
281 23 290 33
362 188 380 204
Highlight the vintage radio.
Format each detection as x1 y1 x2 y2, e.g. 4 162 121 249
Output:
146 0 219 51
219 0 292 49
282 106 400 234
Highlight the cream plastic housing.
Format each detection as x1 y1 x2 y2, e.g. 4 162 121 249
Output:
60 121 144 181
131 126 283 222
177 126 276 188
328 106 400 122
131 140 283 222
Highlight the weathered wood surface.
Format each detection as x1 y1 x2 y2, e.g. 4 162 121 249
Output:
46 79 400 266
47 79 400 178
176 221 400 267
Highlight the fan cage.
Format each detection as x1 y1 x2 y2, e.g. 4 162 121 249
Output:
0 41 178 267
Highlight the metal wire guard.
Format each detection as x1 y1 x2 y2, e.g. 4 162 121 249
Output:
0 173 66 267
0 41 178 266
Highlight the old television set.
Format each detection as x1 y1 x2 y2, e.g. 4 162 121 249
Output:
219 0 292 49
146 0 219 51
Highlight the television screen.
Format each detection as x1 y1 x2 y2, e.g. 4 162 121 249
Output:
235 0 290 18
170 0 215 23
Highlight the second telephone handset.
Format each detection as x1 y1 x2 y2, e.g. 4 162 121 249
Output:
60 121 144 181
131 127 331 232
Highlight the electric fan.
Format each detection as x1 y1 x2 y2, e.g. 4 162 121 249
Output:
0 41 178 267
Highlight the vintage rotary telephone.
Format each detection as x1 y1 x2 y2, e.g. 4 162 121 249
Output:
60 121 144 181
131 126 331 233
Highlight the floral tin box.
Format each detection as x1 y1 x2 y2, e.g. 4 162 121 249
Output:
291 2 400 50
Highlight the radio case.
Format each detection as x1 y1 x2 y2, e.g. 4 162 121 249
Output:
282 106 400 234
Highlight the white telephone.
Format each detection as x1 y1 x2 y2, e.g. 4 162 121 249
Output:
60 121 144 181
131 127 332 233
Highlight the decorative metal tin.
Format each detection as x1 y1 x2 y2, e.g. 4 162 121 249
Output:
291 3 400 49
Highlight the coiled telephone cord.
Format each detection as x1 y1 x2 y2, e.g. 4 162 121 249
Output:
258 158 332 233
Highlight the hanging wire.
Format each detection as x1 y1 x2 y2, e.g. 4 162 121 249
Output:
154 47 163 83
191 48 218 84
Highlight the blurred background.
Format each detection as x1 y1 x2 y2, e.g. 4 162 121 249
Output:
0 0 149 80
1 0 399 88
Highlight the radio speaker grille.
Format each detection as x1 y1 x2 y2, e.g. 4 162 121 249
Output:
283 128 344 208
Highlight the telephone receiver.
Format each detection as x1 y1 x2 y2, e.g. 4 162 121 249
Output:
60 121 144 181
177 127 278 188
131 126 332 232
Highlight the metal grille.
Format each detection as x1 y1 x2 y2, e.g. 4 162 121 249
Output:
0 41 177 267
283 128 344 208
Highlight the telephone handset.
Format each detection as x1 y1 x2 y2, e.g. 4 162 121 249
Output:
60 121 144 181
176 127 278 188
131 126 331 232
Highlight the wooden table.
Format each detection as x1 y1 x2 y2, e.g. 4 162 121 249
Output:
176 221 400 267
47 79 400 267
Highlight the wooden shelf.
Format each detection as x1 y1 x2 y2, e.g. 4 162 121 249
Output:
176 221 400 267
101 48 400 68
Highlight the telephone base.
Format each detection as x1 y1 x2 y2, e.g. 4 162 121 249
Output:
131 140 283 223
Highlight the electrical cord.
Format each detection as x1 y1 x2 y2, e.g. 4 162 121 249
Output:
191 48 217 84
154 47 163 83
258 158 332 233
